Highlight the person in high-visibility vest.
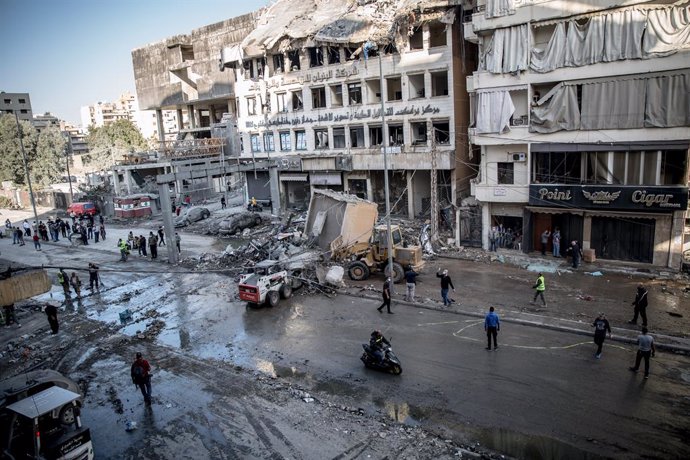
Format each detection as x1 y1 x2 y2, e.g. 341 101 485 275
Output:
532 273 547 307
57 268 71 296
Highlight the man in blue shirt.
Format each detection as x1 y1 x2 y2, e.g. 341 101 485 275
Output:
484 306 500 351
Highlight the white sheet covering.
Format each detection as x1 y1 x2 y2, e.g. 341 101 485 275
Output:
530 84 580 133
603 9 646 61
565 16 606 67
644 72 690 127
643 4 690 56
581 79 646 129
530 22 566 73
486 0 515 19
476 91 515 134
482 25 529 73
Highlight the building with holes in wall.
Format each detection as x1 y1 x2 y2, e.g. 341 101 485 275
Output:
221 0 477 222
466 0 690 268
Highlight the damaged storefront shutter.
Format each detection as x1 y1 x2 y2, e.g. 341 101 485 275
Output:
310 173 342 186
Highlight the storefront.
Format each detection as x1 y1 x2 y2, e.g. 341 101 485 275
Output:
527 185 688 266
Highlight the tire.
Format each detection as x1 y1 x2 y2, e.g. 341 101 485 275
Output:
254 215 262 225
279 284 292 299
391 364 402 375
266 290 280 307
385 262 405 283
59 404 77 425
203 211 210 219
348 261 370 281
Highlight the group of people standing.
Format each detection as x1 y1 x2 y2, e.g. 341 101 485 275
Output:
540 228 584 269
119 226 181 262
6 214 107 250
488 225 522 252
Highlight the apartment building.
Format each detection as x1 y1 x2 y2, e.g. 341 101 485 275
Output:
32 112 60 132
466 0 690 267
0 91 33 121
222 0 475 219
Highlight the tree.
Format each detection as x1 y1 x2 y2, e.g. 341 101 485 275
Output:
0 114 39 186
85 119 147 171
33 127 68 187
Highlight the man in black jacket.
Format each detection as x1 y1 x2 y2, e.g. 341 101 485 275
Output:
630 285 649 326
436 269 455 306
377 277 393 314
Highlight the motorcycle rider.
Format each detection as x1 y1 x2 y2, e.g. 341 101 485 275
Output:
369 330 391 365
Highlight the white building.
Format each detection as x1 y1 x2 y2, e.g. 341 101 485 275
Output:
222 0 475 222
466 0 690 267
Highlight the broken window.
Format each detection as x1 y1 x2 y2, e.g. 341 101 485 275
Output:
411 122 428 145
344 46 359 61
409 26 423 50
498 162 514 184
279 131 291 151
263 132 275 151
308 47 323 67
250 134 261 152
349 126 364 148
327 46 341 64
366 79 381 104
330 84 343 107
369 126 383 147
243 60 254 79
315 129 329 149
431 71 448 97
383 43 397 55
246 97 257 116
429 22 447 47
347 82 362 105
295 130 307 150
291 90 304 111
408 73 425 99
273 54 285 73
333 127 346 148
388 124 404 145
312 87 326 109
276 93 287 113
256 57 266 78
386 76 402 102
181 44 195 61
288 50 301 71
433 121 450 144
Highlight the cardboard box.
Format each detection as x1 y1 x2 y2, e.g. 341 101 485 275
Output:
583 248 596 263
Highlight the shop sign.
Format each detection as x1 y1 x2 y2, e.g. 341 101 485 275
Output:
276 157 302 171
529 185 688 211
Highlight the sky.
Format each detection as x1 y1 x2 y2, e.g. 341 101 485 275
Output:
0 0 270 126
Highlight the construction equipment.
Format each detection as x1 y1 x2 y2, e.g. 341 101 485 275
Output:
238 260 297 308
305 189 424 283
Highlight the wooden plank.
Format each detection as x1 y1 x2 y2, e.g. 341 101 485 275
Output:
0 270 51 305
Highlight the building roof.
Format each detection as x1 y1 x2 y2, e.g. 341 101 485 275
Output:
240 0 453 56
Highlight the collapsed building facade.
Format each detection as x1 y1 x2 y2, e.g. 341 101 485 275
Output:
466 0 690 267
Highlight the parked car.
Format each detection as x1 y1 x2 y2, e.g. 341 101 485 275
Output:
174 207 211 227
218 212 262 236
66 202 97 217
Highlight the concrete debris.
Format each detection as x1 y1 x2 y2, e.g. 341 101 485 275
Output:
325 266 345 286
585 271 604 276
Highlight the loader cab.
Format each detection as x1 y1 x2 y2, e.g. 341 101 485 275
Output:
372 225 404 257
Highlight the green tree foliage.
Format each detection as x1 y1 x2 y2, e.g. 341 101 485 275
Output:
86 119 147 171
0 114 39 186
33 127 68 187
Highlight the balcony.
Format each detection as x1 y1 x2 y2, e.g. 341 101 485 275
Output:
156 138 225 160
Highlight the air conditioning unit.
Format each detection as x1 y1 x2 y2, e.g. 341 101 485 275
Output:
511 152 527 162
511 115 528 126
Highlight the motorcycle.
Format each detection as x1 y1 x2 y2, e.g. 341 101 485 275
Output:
360 342 402 375
247 203 263 212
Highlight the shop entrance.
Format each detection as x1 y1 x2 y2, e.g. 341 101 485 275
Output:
591 217 654 263
528 212 583 254
491 216 523 249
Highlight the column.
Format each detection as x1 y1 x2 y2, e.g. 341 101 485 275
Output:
269 166 281 216
176 109 184 130
156 109 165 144
112 170 122 195
482 203 491 251
187 105 196 129
157 182 178 264
366 175 373 201
582 215 592 250
406 171 415 219
124 170 133 195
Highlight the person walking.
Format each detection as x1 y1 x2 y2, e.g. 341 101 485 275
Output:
57 268 71 296
15 227 25 246
540 229 551 256
158 226 166 246
532 272 547 307
118 239 129 262
3 304 20 328
484 306 500 351
552 228 561 258
12 226 19 244
22 220 31 237
175 233 181 254
88 263 100 292
148 232 158 259
220 196 226 209
70 272 82 298
571 240 583 269
629 285 649 327
45 303 59 334
629 327 656 379
32 233 41 251
436 269 455 307
377 277 393 314
592 312 612 359
404 265 417 302
139 235 148 257
99 224 106 241
131 352 153 405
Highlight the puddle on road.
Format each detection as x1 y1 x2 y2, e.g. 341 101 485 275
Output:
471 427 606 460
372 397 422 426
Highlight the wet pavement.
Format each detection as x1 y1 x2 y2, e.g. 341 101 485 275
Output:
1 211 689 459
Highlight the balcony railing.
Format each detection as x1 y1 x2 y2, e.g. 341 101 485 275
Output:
157 138 225 159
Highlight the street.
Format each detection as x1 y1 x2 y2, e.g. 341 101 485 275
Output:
1 221 689 459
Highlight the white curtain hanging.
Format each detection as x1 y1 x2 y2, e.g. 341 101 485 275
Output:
645 72 690 127
565 16 606 67
476 91 515 134
482 25 528 73
530 84 581 133
643 4 690 56
580 79 646 129
603 9 646 61
486 0 515 19
530 22 567 73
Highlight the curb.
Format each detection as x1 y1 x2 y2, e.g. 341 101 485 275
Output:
338 289 690 355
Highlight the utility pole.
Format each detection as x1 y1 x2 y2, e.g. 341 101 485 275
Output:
378 50 395 288
15 113 39 225
62 132 74 201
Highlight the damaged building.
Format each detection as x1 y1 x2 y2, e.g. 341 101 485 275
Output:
466 0 690 267
221 0 477 223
